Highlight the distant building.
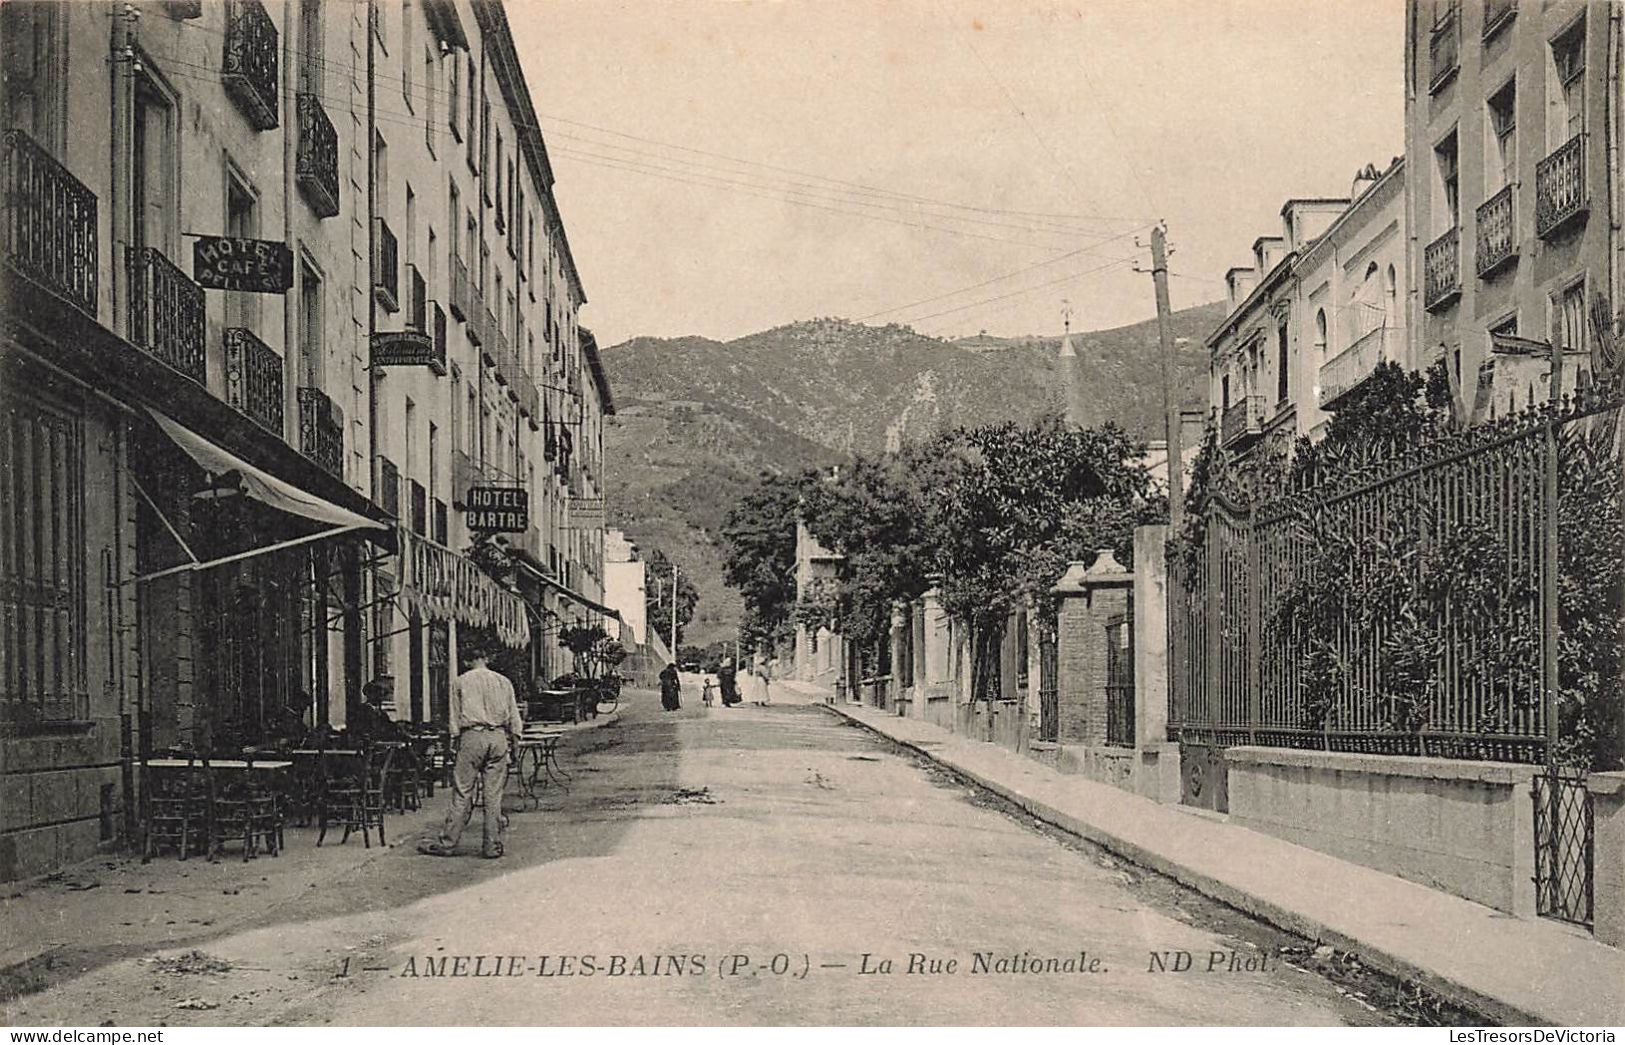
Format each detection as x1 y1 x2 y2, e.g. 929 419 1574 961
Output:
793 520 845 684
1407 0 1622 409
603 529 647 646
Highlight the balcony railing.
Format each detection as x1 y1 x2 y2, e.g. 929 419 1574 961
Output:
296 91 339 218
1319 326 1399 409
517 373 540 427
449 253 470 321
222 0 279 131
372 217 398 312
1476 184 1516 276
1428 8 1459 91
409 479 427 536
406 263 426 331
127 247 205 383
1483 0 1515 38
482 304 499 364
1424 226 1461 311
2 129 98 316
223 327 283 435
296 386 343 477
466 287 486 347
1536 133 1587 239
1220 395 1264 450
376 456 401 517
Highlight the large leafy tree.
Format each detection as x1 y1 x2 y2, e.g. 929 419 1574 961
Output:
720 469 818 651
643 546 699 649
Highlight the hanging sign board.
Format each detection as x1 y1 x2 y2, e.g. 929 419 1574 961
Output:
568 496 605 529
465 486 529 533
371 330 440 369
192 236 294 293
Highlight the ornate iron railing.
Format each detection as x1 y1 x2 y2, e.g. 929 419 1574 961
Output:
1534 766 1593 927
1428 6 1459 91
296 91 339 218
127 247 205 383
1536 133 1587 239
222 0 279 130
376 456 401 517
1424 226 1461 310
372 217 398 312
1319 326 1397 408
296 386 343 477
1220 395 1264 449
2 129 97 316
223 327 283 435
1105 615 1134 747
1476 184 1516 276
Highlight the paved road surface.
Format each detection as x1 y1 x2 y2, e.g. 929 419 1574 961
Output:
6 692 1387 1026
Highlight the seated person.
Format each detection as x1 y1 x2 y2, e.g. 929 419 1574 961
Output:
352 679 407 742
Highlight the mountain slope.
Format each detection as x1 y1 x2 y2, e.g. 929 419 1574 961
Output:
601 303 1224 645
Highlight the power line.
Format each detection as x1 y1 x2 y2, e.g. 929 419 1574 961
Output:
898 256 1133 325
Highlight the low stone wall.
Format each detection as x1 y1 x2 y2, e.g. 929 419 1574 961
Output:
1225 746 1539 915
1050 741 1180 803
1591 772 1625 948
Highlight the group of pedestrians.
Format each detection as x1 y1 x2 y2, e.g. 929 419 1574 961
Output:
660 660 772 711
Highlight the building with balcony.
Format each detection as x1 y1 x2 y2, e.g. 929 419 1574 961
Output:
1406 0 1622 407
0 0 609 880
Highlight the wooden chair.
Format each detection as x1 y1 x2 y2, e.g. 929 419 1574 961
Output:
316 745 394 847
210 758 283 861
143 753 210 861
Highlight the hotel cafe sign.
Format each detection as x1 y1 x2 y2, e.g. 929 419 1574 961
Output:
192 235 294 294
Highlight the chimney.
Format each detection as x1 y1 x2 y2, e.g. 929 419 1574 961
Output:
1350 162 1382 200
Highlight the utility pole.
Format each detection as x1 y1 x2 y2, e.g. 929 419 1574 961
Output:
1152 224 1184 531
670 562 679 655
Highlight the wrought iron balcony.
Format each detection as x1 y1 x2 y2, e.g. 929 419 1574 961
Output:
1423 226 1461 311
223 327 284 435
222 0 279 131
296 91 339 218
372 217 398 312
482 304 499 365
410 479 427 536
1428 8 1459 91
1220 395 1265 450
296 386 343 477
2 129 98 316
466 286 486 347
406 263 426 331
127 247 205 383
517 372 540 428
1476 184 1516 277
376 456 401 517
1535 133 1587 239
1483 0 1515 38
1319 326 1398 409
449 253 470 321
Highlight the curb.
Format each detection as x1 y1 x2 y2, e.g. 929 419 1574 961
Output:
819 701 1531 1027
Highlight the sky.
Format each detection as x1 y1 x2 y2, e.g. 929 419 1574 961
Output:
508 0 1406 347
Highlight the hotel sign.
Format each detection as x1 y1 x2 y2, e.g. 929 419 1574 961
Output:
465 486 529 533
568 496 605 530
192 236 294 293
371 330 444 372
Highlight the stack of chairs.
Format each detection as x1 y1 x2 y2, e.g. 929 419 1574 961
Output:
317 743 394 848
143 752 210 861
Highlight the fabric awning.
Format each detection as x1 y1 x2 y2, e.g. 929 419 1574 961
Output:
512 553 622 621
149 409 386 534
397 528 530 649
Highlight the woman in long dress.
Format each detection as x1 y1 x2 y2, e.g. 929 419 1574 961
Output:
659 663 682 711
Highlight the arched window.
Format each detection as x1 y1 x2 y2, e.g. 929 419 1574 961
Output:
1385 264 1398 316
1315 308 1328 362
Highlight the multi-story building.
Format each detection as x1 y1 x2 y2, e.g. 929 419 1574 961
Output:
0 0 608 879
1206 170 1407 456
1408 0 1622 405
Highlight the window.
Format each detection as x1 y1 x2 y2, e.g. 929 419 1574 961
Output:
225 167 260 331
1385 265 1398 315
450 370 461 451
1314 308 1328 363
1013 610 1027 689
1490 313 1518 338
1487 79 1516 191
372 131 389 214
1 393 86 725
465 54 477 164
1552 19 1586 143
298 0 322 94
465 385 477 453
1435 131 1459 232
404 183 416 269
1221 373 1231 411
479 95 492 191
371 0 387 52
424 45 437 154
448 47 461 138
427 227 437 297
449 181 461 263
495 131 505 227
1276 320 1290 403
405 397 417 478
1556 280 1586 353
401 0 414 110
132 70 177 259
428 421 438 508
298 257 323 389
1 1 64 153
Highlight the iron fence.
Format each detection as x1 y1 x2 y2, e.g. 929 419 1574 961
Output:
1105 613 1134 747
1534 765 1593 927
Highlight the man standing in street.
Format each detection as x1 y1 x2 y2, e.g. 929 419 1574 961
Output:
419 645 523 859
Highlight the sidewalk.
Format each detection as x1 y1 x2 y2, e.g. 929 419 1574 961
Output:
779 680 1625 1026
0 707 623 1001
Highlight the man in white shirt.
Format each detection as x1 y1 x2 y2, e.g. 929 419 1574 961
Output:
419 646 523 859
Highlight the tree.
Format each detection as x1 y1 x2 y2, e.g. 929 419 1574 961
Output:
558 624 627 681
643 546 699 649
720 470 817 651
